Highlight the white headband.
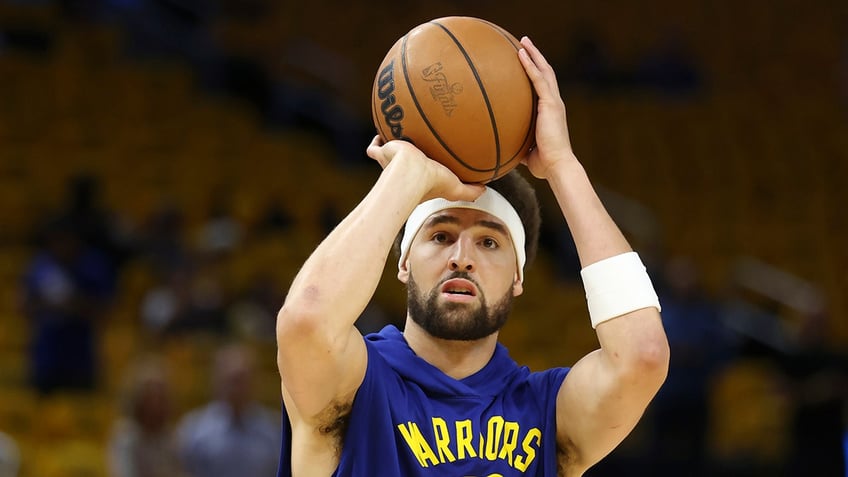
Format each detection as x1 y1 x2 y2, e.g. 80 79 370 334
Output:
398 187 526 282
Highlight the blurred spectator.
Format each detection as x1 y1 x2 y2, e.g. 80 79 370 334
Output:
139 260 230 337
648 256 733 476
139 201 189 277
21 216 115 394
0 431 20 477
254 197 294 237
176 344 280 477
52 173 136 278
226 272 282 342
775 309 847 476
109 356 185 477
139 263 192 334
195 192 243 257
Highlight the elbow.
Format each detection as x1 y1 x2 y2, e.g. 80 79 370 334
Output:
276 280 349 348
638 336 670 381
636 333 671 389
276 294 325 346
618 330 670 389
276 300 334 372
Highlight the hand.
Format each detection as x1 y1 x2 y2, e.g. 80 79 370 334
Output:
366 136 485 202
517 37 577 180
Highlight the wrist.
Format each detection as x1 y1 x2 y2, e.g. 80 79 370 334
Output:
581 252 661 328
546 152 579 173
383 151 433 198
544 155 585 194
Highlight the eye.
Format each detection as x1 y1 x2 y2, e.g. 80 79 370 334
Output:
432 232 449 243
481 237 499 249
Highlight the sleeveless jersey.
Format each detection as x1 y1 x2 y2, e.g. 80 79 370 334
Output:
278 325 570 476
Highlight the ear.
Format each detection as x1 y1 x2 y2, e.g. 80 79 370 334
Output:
397 260 410 284
512 273 523 297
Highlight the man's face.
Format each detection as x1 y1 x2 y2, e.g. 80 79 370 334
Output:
399 208 523 341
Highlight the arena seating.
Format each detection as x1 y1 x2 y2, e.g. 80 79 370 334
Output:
0 0 844 473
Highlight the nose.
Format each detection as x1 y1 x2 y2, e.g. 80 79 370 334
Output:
448 237 475 273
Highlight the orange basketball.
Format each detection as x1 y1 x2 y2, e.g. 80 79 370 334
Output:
371 17 536 184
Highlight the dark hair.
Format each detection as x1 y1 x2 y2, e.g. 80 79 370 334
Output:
392 170 542 270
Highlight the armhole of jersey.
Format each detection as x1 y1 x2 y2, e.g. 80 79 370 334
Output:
278 340 383 477
529 366 571 476
277 402 292 477
529 366 570 396
350 337 391 416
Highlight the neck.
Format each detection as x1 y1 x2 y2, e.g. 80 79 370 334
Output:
402 317 499 380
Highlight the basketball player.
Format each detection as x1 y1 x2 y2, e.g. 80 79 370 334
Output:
276 36 669 476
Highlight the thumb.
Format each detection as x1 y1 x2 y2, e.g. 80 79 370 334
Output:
521 148 547 179
451 183 487 202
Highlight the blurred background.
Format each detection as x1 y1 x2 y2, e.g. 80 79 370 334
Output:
0 0 846 476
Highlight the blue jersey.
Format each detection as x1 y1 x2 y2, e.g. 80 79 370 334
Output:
278 325 569 476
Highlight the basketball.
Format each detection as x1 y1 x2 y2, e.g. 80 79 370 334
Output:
371 17 536 184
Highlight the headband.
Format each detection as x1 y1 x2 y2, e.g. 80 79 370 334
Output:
398 187 526 282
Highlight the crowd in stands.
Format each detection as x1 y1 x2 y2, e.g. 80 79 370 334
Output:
1 1 846 476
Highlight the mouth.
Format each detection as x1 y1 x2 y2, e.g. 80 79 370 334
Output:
439 278 478 302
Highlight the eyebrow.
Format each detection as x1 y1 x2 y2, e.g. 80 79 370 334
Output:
424 214 509 237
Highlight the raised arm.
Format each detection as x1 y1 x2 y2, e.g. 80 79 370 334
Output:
276 138 483 422
517 37 670 473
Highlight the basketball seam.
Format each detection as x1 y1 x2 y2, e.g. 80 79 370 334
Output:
431 19 502 179
401 28 494 174
474 18 537 181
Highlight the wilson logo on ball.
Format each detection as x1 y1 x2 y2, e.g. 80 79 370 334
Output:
376 60 408 140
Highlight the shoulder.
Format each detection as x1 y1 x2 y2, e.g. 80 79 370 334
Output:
528 367 571 390
361 325 407 374
517 367 571 411
501 361 570 393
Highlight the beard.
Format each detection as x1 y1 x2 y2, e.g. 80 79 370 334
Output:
406 271 513 341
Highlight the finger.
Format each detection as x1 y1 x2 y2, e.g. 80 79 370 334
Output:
518 45 552 97
518 43 541 79
366 135 384 161
519 38 560 99
450 183 487 202
520 36 555 77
